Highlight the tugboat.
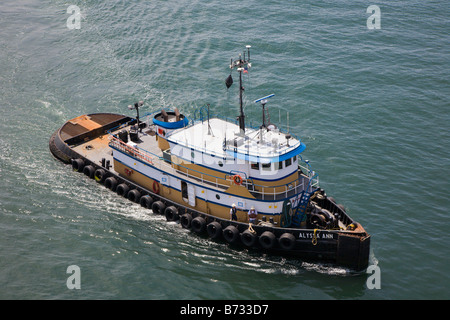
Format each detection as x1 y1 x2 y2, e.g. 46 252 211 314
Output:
49 47 370 271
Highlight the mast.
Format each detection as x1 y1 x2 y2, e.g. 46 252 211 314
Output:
227 45 252 136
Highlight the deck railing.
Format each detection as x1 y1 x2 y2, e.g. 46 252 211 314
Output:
109 135 319 201
109 136 155 165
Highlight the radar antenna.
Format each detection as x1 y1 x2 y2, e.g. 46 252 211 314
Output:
254 94 275 128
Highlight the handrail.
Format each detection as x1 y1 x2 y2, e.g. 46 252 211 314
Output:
109 134 316 201
109 136 231 190
109 136 155 165
192 105 302 142
108 113 318 200
172 109 303 150
298 156 319 190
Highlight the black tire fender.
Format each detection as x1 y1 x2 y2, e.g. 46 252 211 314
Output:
83 165 95 179
104 177 118 191
279 233 296 250
127 189 141 203
164 206 179 221
191 216 206 234
139 195 153 209
223 225 239 244
71 158 84 172
241 229 258 247
206 221 222 239
259 231 276 249
180 213 193 229
94 168 107 183
151 200 166 214
116 183 129 197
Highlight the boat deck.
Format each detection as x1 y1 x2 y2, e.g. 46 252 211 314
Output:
71 125 161 175
130 126 163 158
72 133 115 171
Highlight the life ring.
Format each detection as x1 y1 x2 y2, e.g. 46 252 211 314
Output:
279 233 296 250
223 225 239 244
232 174 243 185
151 200 166 214
191 216 207 234
259 231 276 249
153 180 160 194
241 229 258 247
164 206 179 221
207 222 222 239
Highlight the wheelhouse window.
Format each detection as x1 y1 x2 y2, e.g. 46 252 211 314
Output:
277 161 283 170
285 158 292 167
261 163 271 171
250 162 259 170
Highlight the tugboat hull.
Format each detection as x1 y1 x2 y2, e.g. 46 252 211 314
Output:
49 113 370 271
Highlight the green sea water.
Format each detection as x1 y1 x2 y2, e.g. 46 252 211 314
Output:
0 0 448 300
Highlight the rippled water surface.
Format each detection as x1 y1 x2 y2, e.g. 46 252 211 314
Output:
0 0 449 300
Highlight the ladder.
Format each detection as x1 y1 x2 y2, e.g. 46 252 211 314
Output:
291 189 316 227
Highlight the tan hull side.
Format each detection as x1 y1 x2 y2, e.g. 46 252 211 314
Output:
172 156 299 194
113 160 280 224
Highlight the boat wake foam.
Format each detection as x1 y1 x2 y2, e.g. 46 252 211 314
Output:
300 261 352 276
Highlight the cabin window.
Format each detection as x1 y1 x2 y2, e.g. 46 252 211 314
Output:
277 161 283 170
285 158 292 167
261 163 271 171
293 155 297 162
181 181 188 200
251 162 259 170
218 161 224 167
